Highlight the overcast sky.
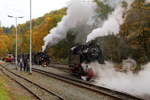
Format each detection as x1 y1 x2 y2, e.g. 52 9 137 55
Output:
0 0 70 27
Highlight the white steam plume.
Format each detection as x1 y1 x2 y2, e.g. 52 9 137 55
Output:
42 0 96 51
86 0 134 42
145 0 150 3
89 62 150 99
101 0 134 9
86 6 125 42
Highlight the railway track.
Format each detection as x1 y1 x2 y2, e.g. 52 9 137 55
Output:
48 63 68 69
32 67 143 100
47 64 69 73
0 64 65 100
0 62 143 100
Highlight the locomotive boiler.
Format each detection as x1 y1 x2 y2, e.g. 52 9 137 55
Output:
69 41 104 81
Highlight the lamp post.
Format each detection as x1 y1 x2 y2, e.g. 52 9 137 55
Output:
29 0 32 73
8 15 23 69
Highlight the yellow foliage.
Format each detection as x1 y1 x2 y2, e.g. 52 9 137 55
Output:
0 8 66 56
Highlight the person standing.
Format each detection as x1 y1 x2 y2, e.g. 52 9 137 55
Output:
23 55 29 72
19 56 24 71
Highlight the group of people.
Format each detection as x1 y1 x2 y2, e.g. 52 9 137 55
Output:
18 54 30 72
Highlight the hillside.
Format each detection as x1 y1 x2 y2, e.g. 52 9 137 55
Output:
119 0 150 63
0 0 149 64
0 8 66 57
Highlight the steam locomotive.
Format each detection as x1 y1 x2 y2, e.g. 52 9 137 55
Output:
69 41 104 81
17 52 50 67
33 52 50 66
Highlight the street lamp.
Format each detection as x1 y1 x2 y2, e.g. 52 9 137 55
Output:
8 15 23 69
29 0 32 73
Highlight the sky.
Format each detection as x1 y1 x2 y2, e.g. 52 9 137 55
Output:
0 0 70 27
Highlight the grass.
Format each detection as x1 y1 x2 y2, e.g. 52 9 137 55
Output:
0 76 32 100
0 79 11 100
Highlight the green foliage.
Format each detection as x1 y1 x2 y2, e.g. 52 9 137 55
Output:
3 26 14 34
47 33 76 62
94 0 113 19
95 34 133 63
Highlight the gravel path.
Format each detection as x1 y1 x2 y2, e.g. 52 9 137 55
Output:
5 64 117 100
0 68 37 100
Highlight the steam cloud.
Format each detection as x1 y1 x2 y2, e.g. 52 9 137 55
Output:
146 0 150 3
42 0 134 50
42 0 135 50
42 0 150 99
86 1 150 99
89 62 150 99
86 0 134 42
42 0 96 51
86 6 125 42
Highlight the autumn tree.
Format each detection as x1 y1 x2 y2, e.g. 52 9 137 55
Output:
119 0 150 64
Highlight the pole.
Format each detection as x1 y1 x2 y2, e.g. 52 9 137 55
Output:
15 18 18 69
29 0 32 73
8 15 23 70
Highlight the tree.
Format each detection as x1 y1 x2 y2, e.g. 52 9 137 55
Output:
119 0 150 64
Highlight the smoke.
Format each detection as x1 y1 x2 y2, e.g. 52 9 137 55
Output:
70 24 94 43
86 0 134 42
86 1 150 99
42 0 136 50
42 0 96 51
145 0 150 3
89 62 150 99
86 6 125 42
101 0 134 9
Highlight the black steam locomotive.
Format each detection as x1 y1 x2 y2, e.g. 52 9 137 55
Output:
33 52 50 67
69 41 104 81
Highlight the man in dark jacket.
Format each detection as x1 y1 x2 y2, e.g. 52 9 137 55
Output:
23 54 29 72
